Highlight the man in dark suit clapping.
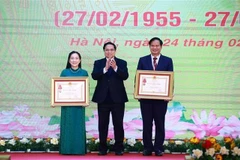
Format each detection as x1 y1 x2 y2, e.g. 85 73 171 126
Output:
91 42 128 156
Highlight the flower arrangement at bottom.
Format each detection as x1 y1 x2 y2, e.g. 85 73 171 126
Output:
87 138 100 152
0 137 60 152
28 138 45 151
86 138 144 153
124 138 144 152
1 136 240 157
164 139 188 153
0 138 6 152
187 137 240 160
4 137 30 151
44 138 59 151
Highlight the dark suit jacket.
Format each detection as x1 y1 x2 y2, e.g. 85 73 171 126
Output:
92 57 128 103
137 54 174 102
137 54 173 71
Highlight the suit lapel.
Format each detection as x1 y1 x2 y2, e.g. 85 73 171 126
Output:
102 58 107 68
114 57 118 64
155 56 160 70
147 55 154 70
114 57 121 68
156 55 164 71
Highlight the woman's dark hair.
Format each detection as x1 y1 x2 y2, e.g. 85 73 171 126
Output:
103 42 117 50
66 51 82 69
149 37 163 46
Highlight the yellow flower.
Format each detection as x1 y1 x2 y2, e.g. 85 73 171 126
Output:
224 137 232 143
190 137 200 144
230 141 236 149
215 154 223 160
169 139 175 144
207 137 217 144
184 138 189 143
31 138 36 143
213 143 221 152
13 136 19 141
46 138 51 142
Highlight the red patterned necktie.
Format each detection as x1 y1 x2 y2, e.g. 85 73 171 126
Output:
153 57 157 70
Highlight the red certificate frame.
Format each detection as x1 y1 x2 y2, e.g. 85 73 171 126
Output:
51 77 89 106
134 70 174 100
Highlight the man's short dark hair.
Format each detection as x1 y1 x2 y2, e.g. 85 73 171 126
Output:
103 42 117 50
149 37 163 46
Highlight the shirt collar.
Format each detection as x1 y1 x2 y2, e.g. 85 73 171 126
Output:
106 57 114 61
151 54 160 59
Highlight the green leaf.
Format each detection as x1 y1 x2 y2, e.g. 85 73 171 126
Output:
48 115 60 125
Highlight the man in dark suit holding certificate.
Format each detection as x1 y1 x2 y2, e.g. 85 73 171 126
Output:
136 37 174 156
92 42 128 156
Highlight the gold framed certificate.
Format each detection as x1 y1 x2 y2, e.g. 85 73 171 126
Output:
51 77 89 106
134 70 174 100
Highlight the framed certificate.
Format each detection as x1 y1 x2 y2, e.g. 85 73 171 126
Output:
134 70 174 100
51 77 89 106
